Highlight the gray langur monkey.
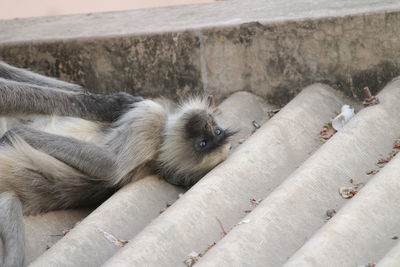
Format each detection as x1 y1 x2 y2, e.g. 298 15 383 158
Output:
0 61 233 267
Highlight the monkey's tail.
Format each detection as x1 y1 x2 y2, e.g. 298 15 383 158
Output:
0 191 25 267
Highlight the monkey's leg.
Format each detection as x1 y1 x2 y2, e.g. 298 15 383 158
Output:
0 78 140 122
5 126 118 182
0 192 25 267
0 61 84 92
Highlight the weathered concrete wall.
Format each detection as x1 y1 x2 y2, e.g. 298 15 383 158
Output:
202 15 400 104
0 33 202 99
1 0 400 104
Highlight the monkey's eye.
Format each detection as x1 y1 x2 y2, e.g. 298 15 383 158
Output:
215 128 222 135
199 140 207 148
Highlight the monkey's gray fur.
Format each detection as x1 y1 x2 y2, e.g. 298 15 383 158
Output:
0 61 233 267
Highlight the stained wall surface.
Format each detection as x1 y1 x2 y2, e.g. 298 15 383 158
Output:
1 0 400 103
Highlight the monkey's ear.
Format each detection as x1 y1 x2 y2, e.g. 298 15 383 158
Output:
207 95 216 110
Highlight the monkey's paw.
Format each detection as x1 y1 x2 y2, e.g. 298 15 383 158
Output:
110 92 144 106
106 92 145 120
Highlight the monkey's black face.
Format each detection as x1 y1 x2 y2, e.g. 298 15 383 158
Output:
158 108 235 188
184 112 234 155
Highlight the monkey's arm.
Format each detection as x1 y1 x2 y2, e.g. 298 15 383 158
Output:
0 78 142 121
0 60 85 92
5 126 117 181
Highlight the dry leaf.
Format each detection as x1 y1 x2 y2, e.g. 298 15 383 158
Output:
339 187 358 199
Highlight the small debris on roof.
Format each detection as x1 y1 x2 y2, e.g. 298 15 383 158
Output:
62 228 71 236
319 106 355 141
331 105 355 131
363 87 379 107
49 221 81 239
49 220 81 237
375 138 400 168
339 186 358 199
97 228 128 247
267 108 280 119
238 134 252 145
250 198 262 206
392 236 399 240
183 242 217 266
393 139 400 150
238 219 250 225
215 217 227 236
49 233 65 237
244 198 262 214
377 156 391 165
184 251 200 267
366 169 379 175
325 209 336 220
320 123 336 141
188 251 200 258
349 179 364 187
204 242 217 253
376 150 398 168
340 179 364 199
252 120 261 130
159 202 172 214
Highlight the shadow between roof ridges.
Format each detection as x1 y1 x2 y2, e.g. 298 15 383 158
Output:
100 84 346 267
195 77 400 267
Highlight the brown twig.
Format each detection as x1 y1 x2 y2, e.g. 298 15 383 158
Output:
215 217 227 236
363 87 379 106
363 87 372 99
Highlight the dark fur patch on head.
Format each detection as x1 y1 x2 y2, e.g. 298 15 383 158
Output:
184 111 210 139
183 111 233 155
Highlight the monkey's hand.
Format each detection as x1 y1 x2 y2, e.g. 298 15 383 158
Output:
90 92 144 122
109 92 144 105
